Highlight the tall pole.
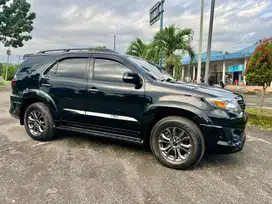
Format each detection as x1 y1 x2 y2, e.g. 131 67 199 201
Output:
18 55 21 65
113 35 116 51
197 0 204 83
5 46 11 81
159 0 164 68
204 0 215 84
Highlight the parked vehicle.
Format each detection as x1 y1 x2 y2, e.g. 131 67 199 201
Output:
10 48 247 169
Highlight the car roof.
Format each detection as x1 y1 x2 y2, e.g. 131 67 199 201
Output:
23 48 119 60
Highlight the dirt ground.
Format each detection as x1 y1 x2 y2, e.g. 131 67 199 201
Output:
0 88 272 204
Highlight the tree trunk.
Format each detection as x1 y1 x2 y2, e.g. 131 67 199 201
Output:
259 85 267 113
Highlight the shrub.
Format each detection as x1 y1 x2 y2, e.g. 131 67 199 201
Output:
245 42 272 110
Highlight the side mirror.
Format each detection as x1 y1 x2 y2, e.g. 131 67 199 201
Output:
123 72 141 85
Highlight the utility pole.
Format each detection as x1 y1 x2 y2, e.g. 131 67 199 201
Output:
5 46 11 81
159 0 165 68
114 35 116 51
17 55 21 65
204 0 215 83
197 0 204 83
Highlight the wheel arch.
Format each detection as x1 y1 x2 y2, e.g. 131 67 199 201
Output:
19 90 59 125
143 105 212 146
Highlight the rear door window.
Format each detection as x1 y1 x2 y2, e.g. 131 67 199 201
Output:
47 58 89 80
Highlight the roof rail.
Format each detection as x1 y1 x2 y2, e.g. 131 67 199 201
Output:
37 48 117 54
23 53 35 60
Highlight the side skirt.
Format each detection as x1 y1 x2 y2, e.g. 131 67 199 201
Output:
55 125 143 145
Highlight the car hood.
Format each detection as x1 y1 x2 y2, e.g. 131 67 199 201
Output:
163 81 242 99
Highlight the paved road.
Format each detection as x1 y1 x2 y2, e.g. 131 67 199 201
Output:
242 94 272 109
0 89 272 204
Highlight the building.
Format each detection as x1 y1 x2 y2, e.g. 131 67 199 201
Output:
181 38 271 85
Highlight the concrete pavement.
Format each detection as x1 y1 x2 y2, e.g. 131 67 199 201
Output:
0 89 271 204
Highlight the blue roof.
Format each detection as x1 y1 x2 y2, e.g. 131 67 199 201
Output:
182 42 260 65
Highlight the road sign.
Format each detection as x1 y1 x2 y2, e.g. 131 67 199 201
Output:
149 1 163 26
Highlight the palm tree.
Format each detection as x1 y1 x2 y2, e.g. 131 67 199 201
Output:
150 25 195 78
126 38 148 58
152 25 195 58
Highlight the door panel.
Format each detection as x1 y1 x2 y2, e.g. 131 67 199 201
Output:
85 56 145 136
86 81 145 132
40 57 90 123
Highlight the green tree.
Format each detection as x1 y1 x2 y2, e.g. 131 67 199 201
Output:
149 25 195 77
165 54 182 80
0 63 4 76
245 42 272 110
0 0 36 48
152 25 195 59
1 63 19 80
126 38 148 58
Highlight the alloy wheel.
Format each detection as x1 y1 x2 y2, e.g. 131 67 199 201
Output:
158 127 192 162
27 110 46 136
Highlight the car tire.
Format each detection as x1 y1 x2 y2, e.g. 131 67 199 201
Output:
24 102 55 141
150 116 205 170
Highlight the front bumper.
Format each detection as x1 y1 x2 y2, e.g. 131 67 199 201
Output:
200 113 248 153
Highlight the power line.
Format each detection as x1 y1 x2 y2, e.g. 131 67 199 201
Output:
105 2 153 49
118 5 149 33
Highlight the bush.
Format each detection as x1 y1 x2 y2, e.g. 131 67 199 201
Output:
0 63 4 76
245 42 272 110
0 63 19 80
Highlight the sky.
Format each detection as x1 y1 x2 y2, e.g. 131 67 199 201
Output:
0 0 271 64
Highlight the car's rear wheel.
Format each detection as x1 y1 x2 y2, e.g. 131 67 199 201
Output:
150 116 205 170
24 102 55 141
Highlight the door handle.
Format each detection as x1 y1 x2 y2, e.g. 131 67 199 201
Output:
88 88 99 93
41 83 51 87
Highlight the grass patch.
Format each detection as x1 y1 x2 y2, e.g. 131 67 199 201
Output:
246 107 272 117
246 107 272 131
0 80 11 86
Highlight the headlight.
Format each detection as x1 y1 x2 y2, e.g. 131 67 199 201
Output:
205 98 241 112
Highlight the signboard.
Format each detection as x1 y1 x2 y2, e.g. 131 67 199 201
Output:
149 1 163 26
227 64 245 73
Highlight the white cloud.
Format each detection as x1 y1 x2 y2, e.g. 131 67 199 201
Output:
237 0 269 17
0 0 271 63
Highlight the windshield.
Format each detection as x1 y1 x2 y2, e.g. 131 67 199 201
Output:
125 55 174 81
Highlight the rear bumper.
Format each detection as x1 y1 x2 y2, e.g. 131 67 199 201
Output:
9 94 22 120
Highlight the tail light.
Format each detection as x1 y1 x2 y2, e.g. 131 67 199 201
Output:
11 79 16 89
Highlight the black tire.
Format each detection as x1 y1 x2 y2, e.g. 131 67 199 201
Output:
150 116 205 170
24 102 55 141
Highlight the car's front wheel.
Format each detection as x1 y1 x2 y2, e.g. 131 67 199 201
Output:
150 116 205 170
24 102 55 141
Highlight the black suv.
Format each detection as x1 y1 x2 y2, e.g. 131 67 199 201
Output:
10 48 247 169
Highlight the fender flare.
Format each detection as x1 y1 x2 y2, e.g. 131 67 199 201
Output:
141 102 213 141
20 89 59 123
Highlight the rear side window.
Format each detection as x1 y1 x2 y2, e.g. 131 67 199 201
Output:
47 58 88 80
17 56 48 74
94 58 131 83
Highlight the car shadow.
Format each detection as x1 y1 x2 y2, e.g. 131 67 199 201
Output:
54 130 150 155
54 130 241 170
